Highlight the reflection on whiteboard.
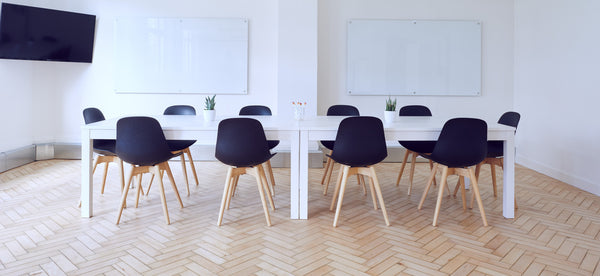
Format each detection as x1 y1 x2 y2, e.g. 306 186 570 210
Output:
114 17 248 94
347 20 481 96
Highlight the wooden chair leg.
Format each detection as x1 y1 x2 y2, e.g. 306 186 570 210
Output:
358 174 367 195
396 150 410 186
153 166 170 225
184 148 199 186
258 165 275 211
330 167 345 210
432 166 449 226
162 162 183 208
321 156 332 186
263 160 276 196
418 163 438 210
252 167 272 226
333 166 350 227
408 152 417 195
118 159 125 194
323 158 336 196
134 173 143 208
116 167 135 225
459 176 467 210
101 160 110 194
369 166 390 226
217 167 234 226
368 176 378 210
468 168 488 226
490 163 498 197
179 154 190 196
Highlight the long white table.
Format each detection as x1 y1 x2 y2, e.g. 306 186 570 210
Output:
81 115 516 220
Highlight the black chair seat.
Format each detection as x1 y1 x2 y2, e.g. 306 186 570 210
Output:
486 141 504 158
267 140 280 150
167 140 197 152
399 141 436 154
117 117 180 166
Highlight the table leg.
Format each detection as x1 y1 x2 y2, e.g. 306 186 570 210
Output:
299 131 309 219
81 129 93 217
503 136 515 218
290 130 300 219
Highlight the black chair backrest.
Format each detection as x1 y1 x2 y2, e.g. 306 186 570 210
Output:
164 105 196 115
326 105 360 116
83 107 106 124
498 111 520 129
429 118 487 168
330 116 388 167
239 105 272 116
399 105 432 116
215 118 273 167
116 117 174 166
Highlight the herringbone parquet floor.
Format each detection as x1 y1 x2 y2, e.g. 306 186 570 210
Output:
1 159 599 275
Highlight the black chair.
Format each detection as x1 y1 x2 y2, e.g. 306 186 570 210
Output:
395 105 437 195
83 108 125 195
239 105 278 195
418 118 488 227
115 117 184 225
468 112 521 208
163 105 199 196
216 118 276 226
328 116 390 227
320 105 361 196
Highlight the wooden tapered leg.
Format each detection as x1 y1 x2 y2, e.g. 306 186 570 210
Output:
116 167 135 225
217 167 233 226
160 162 183 209
118 159 125 193
321 156 333 186
369 166 390 226
408 152 417 195
263 160 276 196
323 158 337 196
251 167 272 226
459 176 467 210
330 167 345 210
490 163 497 197
468 168 488 226
368 176 378 210
225 169 236 211
152 166 170 225
179 154 190 196
418 163 438 210
432 166 449 226
396 150 410 186
333 166 350 227
358 175 367 195
134 172 143 208
184 148 199 186
101 159 110 194
257 165 275 211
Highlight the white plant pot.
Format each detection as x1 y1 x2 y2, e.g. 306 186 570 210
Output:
203 109 216 122
384 110 396 122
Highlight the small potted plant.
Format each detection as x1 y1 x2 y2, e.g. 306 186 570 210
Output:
384 96 396 122
203 94 216 122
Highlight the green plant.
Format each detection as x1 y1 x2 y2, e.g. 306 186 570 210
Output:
204 94 216 110
385 96 397 111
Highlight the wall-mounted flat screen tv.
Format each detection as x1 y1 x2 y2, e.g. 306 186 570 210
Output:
0 3 96 63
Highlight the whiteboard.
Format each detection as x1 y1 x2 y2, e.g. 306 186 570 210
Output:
114 18 248 94
347 20 481 96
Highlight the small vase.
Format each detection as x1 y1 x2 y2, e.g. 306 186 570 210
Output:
384 110 396 122
294 106 305 120
203 109 216 122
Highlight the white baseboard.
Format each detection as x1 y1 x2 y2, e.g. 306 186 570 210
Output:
517 155 599 196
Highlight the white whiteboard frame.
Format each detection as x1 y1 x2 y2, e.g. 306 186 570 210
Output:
114 17 248 94
347 19 481 96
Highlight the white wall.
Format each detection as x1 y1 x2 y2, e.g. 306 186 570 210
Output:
0 0 279 149
514 0 600 195
318 0 515 120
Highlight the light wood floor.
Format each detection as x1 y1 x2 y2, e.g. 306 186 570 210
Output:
1 159 599 275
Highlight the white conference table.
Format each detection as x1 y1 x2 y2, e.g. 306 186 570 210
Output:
81 115 516 220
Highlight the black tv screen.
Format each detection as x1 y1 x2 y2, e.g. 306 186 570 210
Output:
0 3 96 63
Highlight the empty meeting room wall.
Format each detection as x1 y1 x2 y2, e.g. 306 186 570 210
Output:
0 0 279 152
514 0 600 195
317 0 515 122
